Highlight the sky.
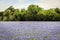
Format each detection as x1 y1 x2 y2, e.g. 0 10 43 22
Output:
0 0 60 11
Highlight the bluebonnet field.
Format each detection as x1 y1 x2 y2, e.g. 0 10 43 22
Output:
0 22 60 40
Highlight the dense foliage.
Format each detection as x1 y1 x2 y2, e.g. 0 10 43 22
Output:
0 5 60 21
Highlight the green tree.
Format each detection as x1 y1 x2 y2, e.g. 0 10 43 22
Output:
44 9 57 21
27 4 42 14
55 8 60 14
3 6 16 21
55 14 60 21
24 4 43 21
14 9 20 21
19 9 26 21
0 12 3 21
37 10 46 21
0 5 60 21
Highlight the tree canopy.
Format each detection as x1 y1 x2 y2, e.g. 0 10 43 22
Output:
0 5 60 21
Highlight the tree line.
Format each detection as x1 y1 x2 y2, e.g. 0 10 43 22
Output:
0 4 60 21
